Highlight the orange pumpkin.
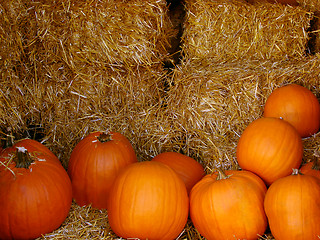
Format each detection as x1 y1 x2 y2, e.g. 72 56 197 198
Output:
108 161 189 240
263 84 320 138
0 142 72 240
190 169 268 240
67 131 137 209
236 117 303 185
264 169 320 240
152 152 204 193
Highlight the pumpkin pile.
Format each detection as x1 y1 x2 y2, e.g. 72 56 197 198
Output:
0 83 320 240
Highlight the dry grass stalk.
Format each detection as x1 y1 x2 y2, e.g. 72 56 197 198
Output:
181 0 312 63
36 201 116 240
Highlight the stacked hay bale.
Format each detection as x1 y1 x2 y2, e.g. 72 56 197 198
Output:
166 0 320 172
0 0 176 166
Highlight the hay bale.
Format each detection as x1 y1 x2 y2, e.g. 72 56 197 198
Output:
32 0 175 70
181 0 312 63
165 55 320 171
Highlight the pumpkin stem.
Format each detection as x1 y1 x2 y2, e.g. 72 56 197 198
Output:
13 147 34 169
292 168 303 175
216 168 230 180
97 132 112 143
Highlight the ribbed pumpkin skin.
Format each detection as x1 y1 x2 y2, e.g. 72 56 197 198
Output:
190 170 267 240
0 145 72 240
108 161 189 240
263 84 320 138
264 172 320 240
67 131 137 209
152 152 204 193
236 117 303 185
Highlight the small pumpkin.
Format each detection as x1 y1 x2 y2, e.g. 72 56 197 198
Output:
108 161 189 240
152 152 204 193
263 84 320 138
0 142 72 240
67 131 137 209
300 151 320 180
236 117 303 185
264 169 320 240
190 169 268 240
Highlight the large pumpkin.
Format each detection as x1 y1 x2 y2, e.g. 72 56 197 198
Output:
264 169 320 240
263 84 320 138
236 117 303 185
152 151 204 193
67 131 137 209
190 169 268 240
0 141 72 240
108 161 189 240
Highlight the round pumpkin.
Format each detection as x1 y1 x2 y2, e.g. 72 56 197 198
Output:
0 143 72 240
152 152 204 193
236 117 303 185
108 161 189 240
190 169 268 240
67 131 137 209
263 84 320 138
264 169 320 240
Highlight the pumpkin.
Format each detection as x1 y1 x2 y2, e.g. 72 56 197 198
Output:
0 142 72 240
190 169 268 240
67 131 137 209
107 161 189 240
300 152 320 180
152 151 204 193
264 169 320 240
263 84 320 138
236 117 303 185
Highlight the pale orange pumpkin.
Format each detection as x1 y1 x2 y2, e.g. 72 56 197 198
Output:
190 169 268 240
264 169 320 240
107 161 189 240
263 84 320 138
236 117 303 185
152 152 204 193
67 131 137 209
